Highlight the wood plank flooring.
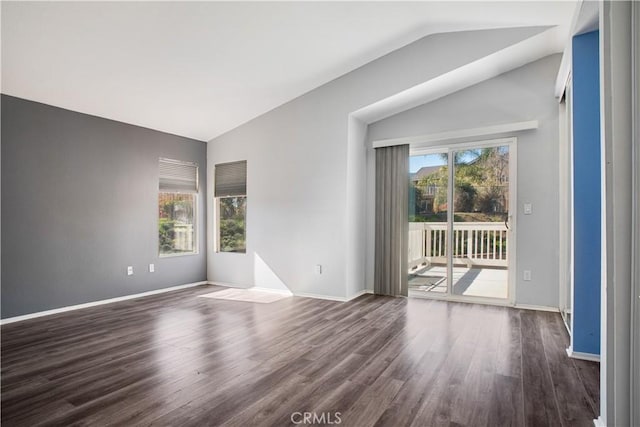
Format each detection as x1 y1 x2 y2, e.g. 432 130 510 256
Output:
1 285 599 426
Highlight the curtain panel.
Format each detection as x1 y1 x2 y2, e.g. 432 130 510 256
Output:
374 144 409 296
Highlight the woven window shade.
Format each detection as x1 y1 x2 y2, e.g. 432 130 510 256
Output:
215 161 247 197
159 158 199 193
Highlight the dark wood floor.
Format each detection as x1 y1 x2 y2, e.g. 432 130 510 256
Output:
1 285 599 426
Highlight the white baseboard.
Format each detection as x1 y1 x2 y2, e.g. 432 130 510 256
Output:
514 304 560 313
593 416 605 426
207 280 250 289
346 289 373 301
566 347 601 362
0 281 208 325
293 292 348 302
294 289 373 302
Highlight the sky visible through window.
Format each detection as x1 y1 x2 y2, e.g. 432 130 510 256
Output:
410 147 506 173
410 154 446 173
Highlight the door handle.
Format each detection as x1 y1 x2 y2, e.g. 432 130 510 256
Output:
504 212 509 230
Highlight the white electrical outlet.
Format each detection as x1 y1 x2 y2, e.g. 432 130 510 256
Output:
149 264 155 273
524 270 532 281
524 203 533 215
127 266 134 276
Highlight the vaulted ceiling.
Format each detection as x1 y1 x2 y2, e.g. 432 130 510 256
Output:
1 2 577 141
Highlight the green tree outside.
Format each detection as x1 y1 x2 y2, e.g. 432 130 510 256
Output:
219 196 246 253
414 147 508 223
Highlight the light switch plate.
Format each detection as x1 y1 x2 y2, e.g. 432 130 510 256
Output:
524 203 532 215
127 266 134 276
149 264 155 273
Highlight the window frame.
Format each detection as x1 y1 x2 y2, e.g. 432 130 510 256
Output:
213 160 247 255
215 195 247 254
158 158 199 258
158 192 198 258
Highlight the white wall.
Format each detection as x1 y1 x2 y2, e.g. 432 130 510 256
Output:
207 27 554 299
599 1 635 425
366 54 562 308
345 116 368 299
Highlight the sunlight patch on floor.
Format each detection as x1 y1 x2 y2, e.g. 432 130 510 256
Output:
409 265 508 299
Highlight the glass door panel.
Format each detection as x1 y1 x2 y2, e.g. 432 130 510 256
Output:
451 146 510 299
408 152 449 296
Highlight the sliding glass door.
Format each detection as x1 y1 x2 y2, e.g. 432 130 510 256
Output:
451 146 510 299
408 139 515 303
408 151 449 293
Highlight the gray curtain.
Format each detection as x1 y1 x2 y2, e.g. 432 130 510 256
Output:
374 144 409 296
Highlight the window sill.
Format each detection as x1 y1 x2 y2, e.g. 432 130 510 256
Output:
159 252 199 258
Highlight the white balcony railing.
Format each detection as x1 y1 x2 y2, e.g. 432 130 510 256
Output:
409 222 508 269
174 223 194 251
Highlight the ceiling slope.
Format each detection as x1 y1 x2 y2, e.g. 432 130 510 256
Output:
1 2 577 140
353 26 564 123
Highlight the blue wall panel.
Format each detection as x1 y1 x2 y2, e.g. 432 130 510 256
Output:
572 30 601 355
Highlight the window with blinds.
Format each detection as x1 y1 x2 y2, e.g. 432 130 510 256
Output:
158 158 198 256
159 158 199 193
215 160 246 197
215 161 247 253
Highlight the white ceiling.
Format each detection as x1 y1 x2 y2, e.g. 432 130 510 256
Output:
1 1 577 141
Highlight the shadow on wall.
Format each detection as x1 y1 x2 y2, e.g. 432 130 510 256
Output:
254 253 292 294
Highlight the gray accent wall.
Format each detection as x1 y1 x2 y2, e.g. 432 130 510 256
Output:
1 95 207 318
